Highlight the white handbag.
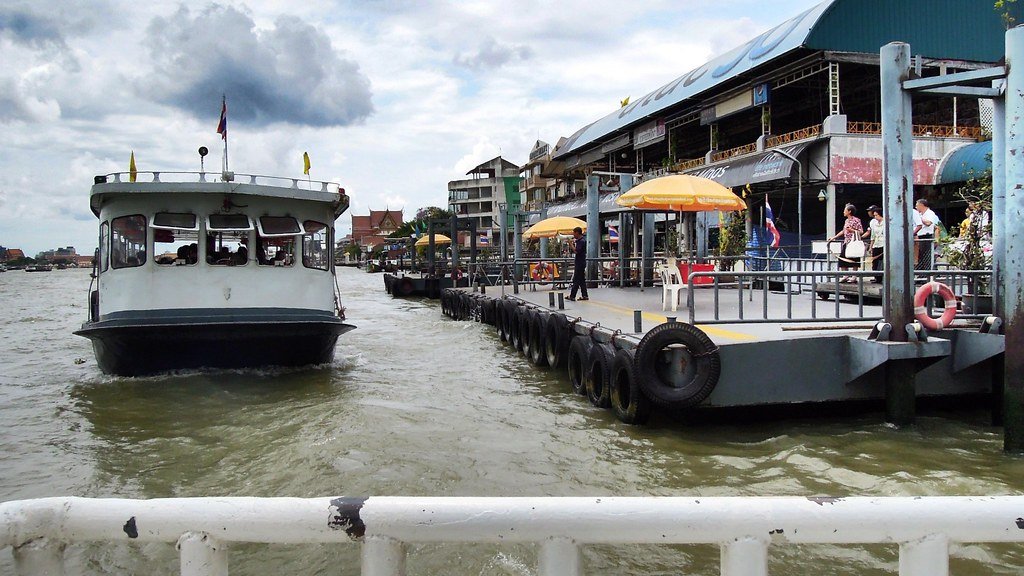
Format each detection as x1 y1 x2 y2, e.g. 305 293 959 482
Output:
845 239 866 258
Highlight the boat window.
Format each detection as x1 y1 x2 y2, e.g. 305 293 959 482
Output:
206 231 250 266
207 214 253 231
99 221 109 272
111 215 147 269
152 212 199 230
154 229 199 266
255 232 295 267
302 220 330 271
257 216 303 237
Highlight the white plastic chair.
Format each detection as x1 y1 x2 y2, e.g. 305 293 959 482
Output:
661 265 684 312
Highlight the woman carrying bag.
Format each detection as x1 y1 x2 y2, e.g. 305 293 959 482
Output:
828 203 864 283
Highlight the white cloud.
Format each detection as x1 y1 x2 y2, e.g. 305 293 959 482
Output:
0 0 824 254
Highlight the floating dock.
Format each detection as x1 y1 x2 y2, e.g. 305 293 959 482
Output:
437 284 1004 425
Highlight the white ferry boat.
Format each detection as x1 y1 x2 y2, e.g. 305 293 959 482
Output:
75 169 355 376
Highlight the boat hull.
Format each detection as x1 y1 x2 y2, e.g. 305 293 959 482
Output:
75 308 355 376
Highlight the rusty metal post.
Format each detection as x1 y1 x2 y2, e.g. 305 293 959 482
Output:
992 81 1006 426
539 204 549 259
880 41 917 424
513 211 523 281
642 213 656 288
619 175 634 287
586 174 600 285
1004 25 1024 452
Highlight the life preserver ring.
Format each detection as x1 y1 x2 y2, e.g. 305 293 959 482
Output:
914 281 957 331
531 262 553 283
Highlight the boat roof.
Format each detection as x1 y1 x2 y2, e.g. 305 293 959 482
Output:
90 171 351 218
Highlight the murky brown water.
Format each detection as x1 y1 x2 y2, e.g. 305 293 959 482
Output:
1 267 1022 574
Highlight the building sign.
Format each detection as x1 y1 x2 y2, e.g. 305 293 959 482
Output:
753 83 770 106
633 118 666 149
529 140 550 162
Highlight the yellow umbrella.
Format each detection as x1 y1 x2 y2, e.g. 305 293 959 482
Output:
522 216 587 240
414 234 452 247
615 174 746 211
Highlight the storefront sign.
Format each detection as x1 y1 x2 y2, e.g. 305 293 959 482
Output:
633 119 666 149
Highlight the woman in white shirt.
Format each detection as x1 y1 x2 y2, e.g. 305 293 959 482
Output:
862 205 884 281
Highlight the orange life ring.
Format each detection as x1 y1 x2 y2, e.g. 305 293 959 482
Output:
913 281 957 331
531 262 552 282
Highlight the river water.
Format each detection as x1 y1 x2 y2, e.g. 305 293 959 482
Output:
1 267 1022 574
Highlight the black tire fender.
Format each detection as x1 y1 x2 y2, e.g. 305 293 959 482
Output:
396 276 415 297
544 313 570 369
609 348 652 425
585 342 615 408
519 308 533 357
509 305 523 350
634 322 720 409
567 335 593 396
528 311 549 367
497 299 509 342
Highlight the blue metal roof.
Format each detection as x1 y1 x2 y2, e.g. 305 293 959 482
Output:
553 0 1007 162
937 141 992 184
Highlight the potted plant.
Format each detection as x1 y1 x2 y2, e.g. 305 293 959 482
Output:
717 210 747 275
940 166 992 313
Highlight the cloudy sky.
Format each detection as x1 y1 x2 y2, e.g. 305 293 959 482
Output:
1 0 823 256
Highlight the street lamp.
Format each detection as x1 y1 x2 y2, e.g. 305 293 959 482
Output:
767 148 802 255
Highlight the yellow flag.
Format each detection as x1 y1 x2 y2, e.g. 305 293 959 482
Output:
620 96 630 108
303 151 311 175
129 151 137 182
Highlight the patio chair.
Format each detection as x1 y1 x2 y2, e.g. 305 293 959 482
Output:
661 265 685 312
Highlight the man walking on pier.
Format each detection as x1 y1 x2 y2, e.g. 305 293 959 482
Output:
568 226 588 301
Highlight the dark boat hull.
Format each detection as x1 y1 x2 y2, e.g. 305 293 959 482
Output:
74 308 355 376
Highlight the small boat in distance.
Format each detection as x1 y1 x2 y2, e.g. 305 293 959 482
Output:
25 264 54 272
75 169 355 376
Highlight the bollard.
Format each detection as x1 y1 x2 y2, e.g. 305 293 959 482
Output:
634 310 642 333
666 316 677 323
558 293 565 310
549 292 556 307
481 285 486 295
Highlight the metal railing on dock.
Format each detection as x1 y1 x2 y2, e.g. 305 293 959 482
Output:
3 495 1022 576
685 268 993 325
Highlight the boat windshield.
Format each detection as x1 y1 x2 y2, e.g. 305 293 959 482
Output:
111 215 147 269
256 233 295 266
302 221 330 271
153 213 199 266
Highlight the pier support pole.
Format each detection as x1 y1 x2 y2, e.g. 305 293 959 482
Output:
1003 25 1024 452
586 174 600 286
642 213 656 288
992 81 1007 426
500 206 508 263
539 205 549 259
619 175 634 287
880 41 917 425
513 212 523 282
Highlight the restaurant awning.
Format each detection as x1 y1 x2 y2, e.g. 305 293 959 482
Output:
527 193 627 224
936 140 992 184
683 142 809 189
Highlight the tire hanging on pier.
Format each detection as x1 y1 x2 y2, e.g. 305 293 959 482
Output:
496 300 510 342
544 313 570 369
633 322 720 409
509 305 523 351
528 311 549 367
609 348 651 425
585 342 615 408
395 276 415 297
518 308 532 356
567 335 593 396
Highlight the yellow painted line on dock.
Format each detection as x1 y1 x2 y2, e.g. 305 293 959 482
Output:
577 299 757 342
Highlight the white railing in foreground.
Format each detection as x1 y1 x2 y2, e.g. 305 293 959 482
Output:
2 496 1023 576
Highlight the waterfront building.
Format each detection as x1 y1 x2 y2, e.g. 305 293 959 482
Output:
447 156 521 247
351 209 404 254
544 0 1005 255
1 248 25 262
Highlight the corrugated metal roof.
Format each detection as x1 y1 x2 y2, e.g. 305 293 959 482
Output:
553 0 1007 163
937 141 992 184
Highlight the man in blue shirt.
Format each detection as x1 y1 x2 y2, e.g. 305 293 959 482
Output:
567 226 588 301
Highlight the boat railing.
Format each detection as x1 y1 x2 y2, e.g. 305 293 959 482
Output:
99 171 342 193
2 495 1022 576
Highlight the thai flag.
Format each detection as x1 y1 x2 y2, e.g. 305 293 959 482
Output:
217 98 227 140
608 225 619 243
765 195 781 248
